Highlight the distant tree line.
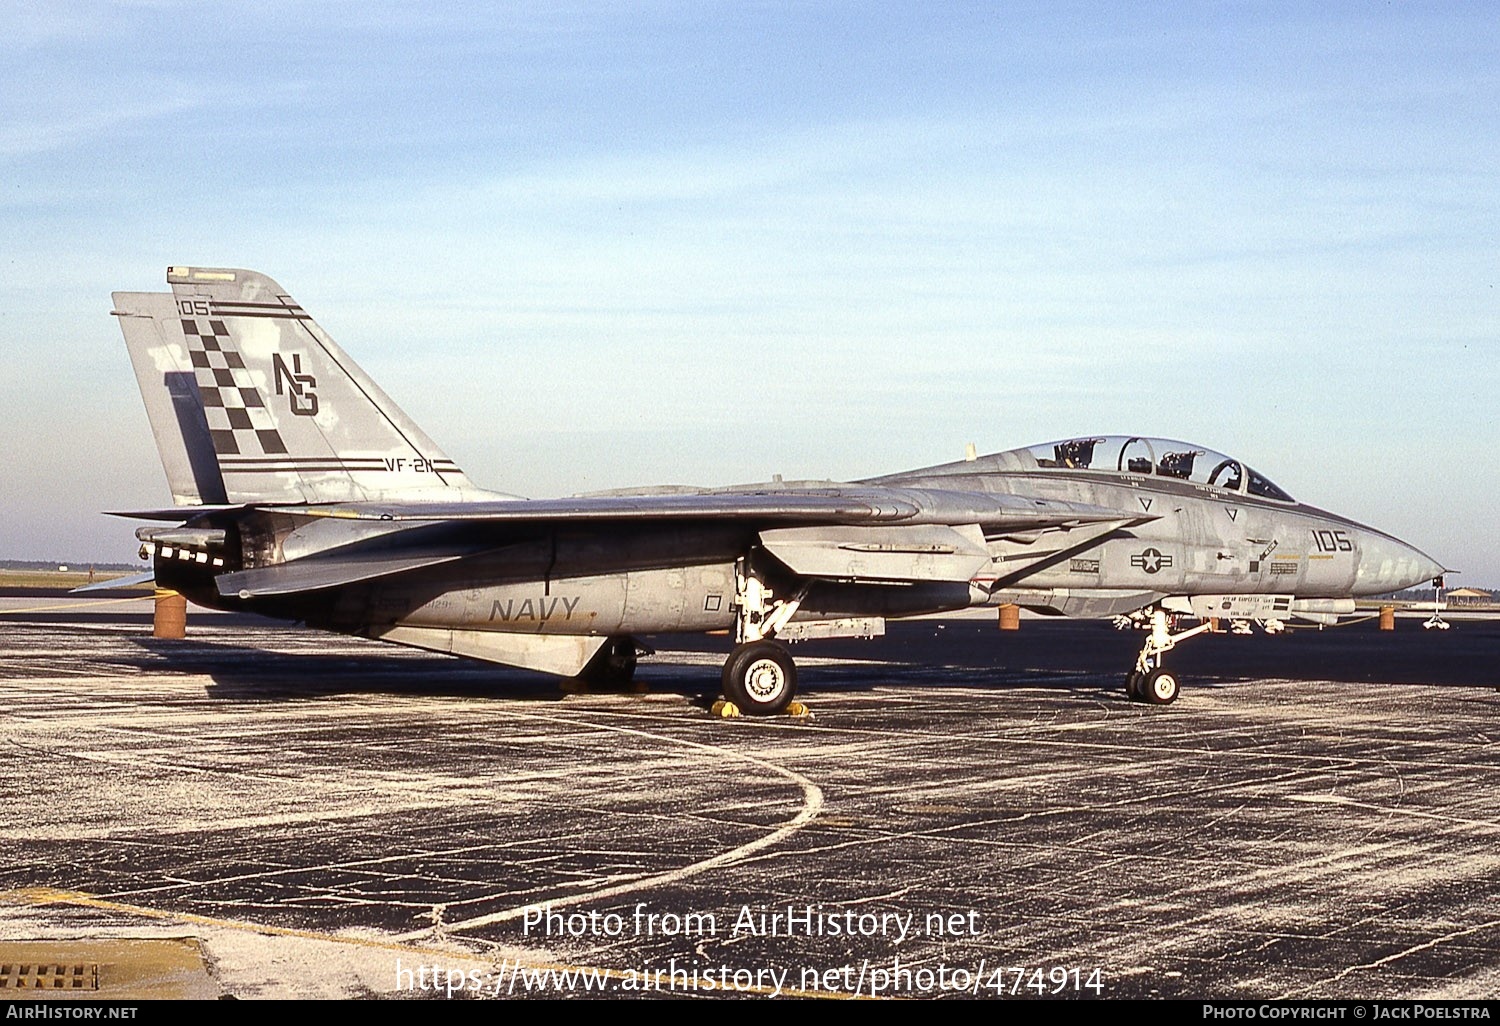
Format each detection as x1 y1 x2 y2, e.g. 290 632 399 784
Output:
0 559 139 571
1379 586 1495 601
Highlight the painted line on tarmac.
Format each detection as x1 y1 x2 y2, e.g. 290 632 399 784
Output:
0 596 150 615
405 708 825 939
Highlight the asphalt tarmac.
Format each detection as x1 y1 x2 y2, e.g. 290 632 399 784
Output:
2 596 1498 1000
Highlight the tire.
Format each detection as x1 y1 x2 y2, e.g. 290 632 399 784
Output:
1141 667 1180 705
1125 671 1143 700
722 641 798 716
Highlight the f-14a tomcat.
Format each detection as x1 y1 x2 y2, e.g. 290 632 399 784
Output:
110 267 1445 713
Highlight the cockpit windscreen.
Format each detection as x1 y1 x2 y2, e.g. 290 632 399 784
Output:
1012 436 1294 501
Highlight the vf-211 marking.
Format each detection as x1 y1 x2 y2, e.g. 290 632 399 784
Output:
383 457 437 473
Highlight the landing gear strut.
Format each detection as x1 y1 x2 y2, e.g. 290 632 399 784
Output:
718 555 807 716
1424 576 1450 630
1120 607 1213 705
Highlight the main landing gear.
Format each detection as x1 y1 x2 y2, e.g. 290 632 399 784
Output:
721 640 798 715
717 556 808 717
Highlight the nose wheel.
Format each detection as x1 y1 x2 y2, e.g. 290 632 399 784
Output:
1127 667 1180 704
1122 607 1211 705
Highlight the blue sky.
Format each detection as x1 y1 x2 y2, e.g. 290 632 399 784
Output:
2 1 1495 580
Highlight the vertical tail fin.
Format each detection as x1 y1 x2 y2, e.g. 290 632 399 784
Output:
115 290 229 505
116 266 488 505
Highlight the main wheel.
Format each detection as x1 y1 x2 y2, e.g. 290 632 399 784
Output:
1125 670 1144 700
1141 667 1180 705
722 641 798 716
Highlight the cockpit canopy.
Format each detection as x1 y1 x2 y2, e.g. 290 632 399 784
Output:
995 436 1294 502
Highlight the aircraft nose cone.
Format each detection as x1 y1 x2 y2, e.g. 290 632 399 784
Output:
1355 533 1444 595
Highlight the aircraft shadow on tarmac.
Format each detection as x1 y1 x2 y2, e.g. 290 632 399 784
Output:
765 619 1498 689
115 616 1499 703
122 636 607 703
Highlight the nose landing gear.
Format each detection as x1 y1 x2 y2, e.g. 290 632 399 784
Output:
1126 666 1181 705
1118 607 1214 705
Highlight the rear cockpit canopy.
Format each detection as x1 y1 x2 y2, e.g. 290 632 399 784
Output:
995 436 1294 502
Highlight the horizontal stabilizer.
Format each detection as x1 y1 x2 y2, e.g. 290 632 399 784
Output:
216 548 468 598
69 571 157 594
108 505 256 522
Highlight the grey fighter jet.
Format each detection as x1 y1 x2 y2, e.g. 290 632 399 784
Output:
110 267 1444 712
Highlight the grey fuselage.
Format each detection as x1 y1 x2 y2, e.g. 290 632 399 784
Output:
119 269 1443 686
154 438 1439 643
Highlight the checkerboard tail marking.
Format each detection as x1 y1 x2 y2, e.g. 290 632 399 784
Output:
181 318 288 456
